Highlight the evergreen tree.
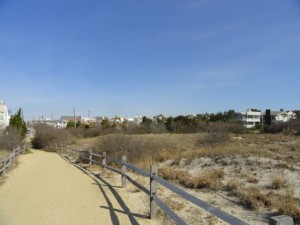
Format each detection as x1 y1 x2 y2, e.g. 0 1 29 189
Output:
9 108 27 138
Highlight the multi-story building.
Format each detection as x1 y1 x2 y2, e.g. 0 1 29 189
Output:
235 108 262 128
0 100 10 131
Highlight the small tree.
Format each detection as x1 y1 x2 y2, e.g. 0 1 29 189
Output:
9 108 27 138
67 120 81 128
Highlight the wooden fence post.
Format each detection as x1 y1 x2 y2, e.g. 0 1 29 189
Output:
12 148 16 160
102 152 106 173
150 165 158 219
16 146 20 156
67 145 70 158
121 156 127 188
3 156 7 175
89 149 92 168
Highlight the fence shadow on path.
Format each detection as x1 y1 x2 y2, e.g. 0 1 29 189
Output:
59 155 147 225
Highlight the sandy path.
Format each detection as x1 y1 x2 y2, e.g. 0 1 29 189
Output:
0 150 159 225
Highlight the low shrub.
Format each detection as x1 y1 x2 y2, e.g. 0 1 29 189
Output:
284 120 300 135
197 131 230 146
264 120 300 135
226 178 243 193
0 126 23 151
264 124 284 134
68 126 117 138
246 174 259 184
93 134 176 168
32 124 74 151
160 167 224 191
277 189 300 223
238 187 275 210
271 176 286 189
158 167 188 181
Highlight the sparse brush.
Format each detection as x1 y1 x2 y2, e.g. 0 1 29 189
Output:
226 178 243 193
32 124 74 151
246 174 259 184
197 131 229 147
277 189 300 223
159 167 225 191
180 169 225 191
0 126 23 150
158 167 188 181
207 215 219 225
237 187 275 210
271 176 286 189
165 198 185 211
275 162 290 169
93 134 176 169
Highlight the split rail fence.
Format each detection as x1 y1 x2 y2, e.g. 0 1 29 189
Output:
0 146 26 175
57 144 249 225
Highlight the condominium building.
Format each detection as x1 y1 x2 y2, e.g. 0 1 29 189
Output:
235 108 262 128
0 100 10 131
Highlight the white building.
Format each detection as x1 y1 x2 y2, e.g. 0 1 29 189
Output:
134 116 143 124
275 110 296 123
236 108 262 128
0 100 10 131
264 109 296 124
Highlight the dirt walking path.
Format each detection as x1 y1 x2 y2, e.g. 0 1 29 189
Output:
0 150 160 225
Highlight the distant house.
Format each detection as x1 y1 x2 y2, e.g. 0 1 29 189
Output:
0 100 10 131
235 108 262 128
134 116 143 124
264 109 296 125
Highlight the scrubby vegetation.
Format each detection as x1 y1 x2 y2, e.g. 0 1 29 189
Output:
264 120 300 135
29 111 300 223
32 124 74 151
0 108 26 153
0 126 23 151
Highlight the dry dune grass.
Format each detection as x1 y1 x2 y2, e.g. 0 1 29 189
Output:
72 132 300 223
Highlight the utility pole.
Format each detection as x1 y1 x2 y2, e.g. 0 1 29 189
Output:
73 107 76 128
52 112 54 127
261 112 264 131
88 110 91 120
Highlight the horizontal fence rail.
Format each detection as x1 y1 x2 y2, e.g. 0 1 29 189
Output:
0 146 26 175
57 144 249 225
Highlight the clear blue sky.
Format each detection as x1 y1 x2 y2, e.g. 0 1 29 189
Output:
1 0 300 121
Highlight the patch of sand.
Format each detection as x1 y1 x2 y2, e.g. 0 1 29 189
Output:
0 150 160 225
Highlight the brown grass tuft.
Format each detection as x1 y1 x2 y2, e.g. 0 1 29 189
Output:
246 174 259 184
277 189 300 223
238 187 275 210
226 178 243 193
158 167 188 181
159 167 225 191
165 198 185 211
181 169 225 191
271 176 286 189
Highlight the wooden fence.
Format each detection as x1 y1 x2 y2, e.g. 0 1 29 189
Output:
57 144 249 225
0 146 26 175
